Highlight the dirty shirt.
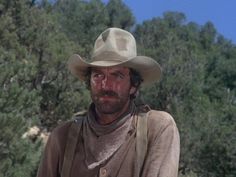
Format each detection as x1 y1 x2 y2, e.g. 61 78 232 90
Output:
37 104 180 177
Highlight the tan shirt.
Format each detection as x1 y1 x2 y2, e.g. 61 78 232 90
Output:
37 110 180 177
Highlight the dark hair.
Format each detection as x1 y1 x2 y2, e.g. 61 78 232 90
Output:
129 68 143 99
85 68 92 89
85 67 143 99
129 68 143 88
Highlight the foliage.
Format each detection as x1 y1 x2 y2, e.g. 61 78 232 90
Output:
0 0 42 176
54 0 109 58
0 0 235 176
134 11 236 176
106 0 135 30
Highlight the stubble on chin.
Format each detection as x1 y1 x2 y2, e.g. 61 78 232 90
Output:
93 98 123 114
91 89 131 115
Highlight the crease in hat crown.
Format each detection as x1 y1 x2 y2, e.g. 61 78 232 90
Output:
92 27 137 62
68 27 162 84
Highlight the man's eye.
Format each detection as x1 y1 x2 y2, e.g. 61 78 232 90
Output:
92 73 103 79
113 73 125 79
118 74 124 79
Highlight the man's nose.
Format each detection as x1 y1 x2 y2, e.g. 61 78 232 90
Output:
101 76 113 90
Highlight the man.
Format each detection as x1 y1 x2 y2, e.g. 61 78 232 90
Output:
37 27 180 177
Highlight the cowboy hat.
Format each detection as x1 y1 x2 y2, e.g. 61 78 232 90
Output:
68 27 162 84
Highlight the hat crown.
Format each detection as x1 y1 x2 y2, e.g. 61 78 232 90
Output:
92 28 137 62
68 27 162 84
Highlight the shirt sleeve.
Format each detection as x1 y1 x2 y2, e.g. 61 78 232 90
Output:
142 111 180 177
37 131 60 177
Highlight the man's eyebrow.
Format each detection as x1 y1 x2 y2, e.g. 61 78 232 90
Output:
91 68 102 73
111 70 127 76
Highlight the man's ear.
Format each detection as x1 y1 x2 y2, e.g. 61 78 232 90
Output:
129 86 137 95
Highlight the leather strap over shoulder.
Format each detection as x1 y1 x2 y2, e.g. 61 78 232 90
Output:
61 116 84 177
135 109 150 177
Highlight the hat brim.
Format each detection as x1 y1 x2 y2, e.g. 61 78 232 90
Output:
68 54 162 85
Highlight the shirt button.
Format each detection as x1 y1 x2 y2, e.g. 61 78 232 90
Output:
100 168 107 177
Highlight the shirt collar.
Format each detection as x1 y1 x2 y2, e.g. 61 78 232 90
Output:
86 102 136 136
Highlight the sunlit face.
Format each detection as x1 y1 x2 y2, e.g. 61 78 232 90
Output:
90 66 136 115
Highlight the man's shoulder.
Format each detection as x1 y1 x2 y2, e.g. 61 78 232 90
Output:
51 115 85 137
148 110 175 125
50 121 73 139
146 110 177 135
136 104 176 128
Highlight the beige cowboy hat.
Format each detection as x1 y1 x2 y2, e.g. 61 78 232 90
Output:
68 27 162 84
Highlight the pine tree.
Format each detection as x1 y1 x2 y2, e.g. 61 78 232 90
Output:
1 0 235 176
134 12 236 176
106 0 135 30
0 1 42 176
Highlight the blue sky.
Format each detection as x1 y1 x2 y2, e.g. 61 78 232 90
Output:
106 0 236 44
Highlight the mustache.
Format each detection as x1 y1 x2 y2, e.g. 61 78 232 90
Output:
97 90 118 97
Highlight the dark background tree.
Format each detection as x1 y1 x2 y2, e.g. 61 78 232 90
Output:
0 0 235 176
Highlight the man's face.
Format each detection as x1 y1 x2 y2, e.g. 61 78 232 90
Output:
90 66 136 115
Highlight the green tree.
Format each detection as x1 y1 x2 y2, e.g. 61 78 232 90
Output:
106 0 135 30
0 1 42 176
134 12 236 176
54 0 109 58
1 0 235 176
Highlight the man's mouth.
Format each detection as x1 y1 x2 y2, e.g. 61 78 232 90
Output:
98 91 118 98
99 95 117 101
